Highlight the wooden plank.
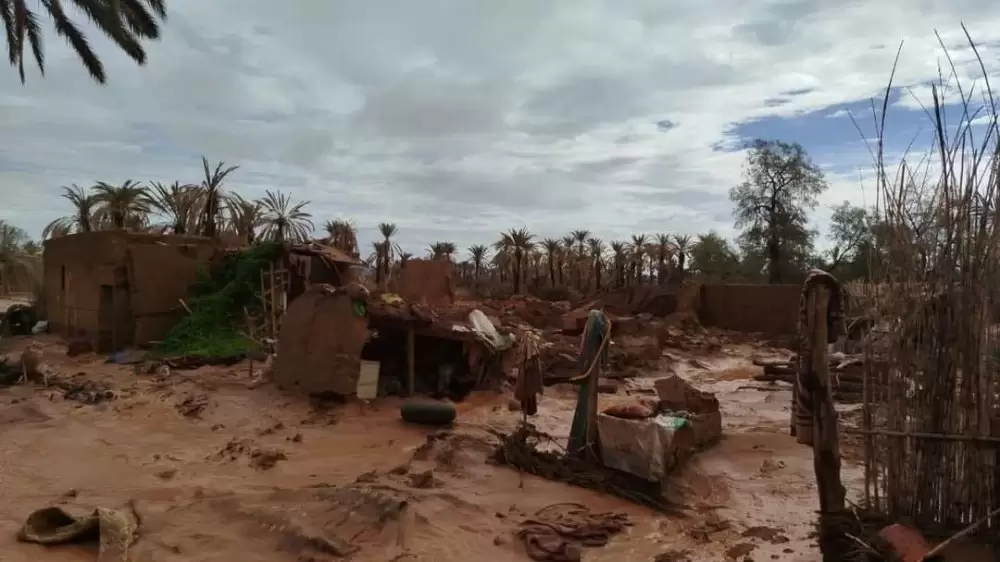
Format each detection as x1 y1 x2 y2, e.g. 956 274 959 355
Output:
810 284 846 513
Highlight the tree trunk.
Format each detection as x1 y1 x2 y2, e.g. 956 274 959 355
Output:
768 237 782 284
513 250 522 294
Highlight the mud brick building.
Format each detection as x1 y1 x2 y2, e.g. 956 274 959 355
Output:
43 231 218 352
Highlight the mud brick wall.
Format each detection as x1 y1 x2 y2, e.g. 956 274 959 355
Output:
399 259 454 307
698 283 800 335
43 231 217 350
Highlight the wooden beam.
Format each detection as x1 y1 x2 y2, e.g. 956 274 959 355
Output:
810 284 846 513
407 327 416 396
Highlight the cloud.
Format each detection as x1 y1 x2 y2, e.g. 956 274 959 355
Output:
2 0 1000 258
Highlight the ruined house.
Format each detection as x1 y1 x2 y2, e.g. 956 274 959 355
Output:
280 242 363 300
398 259 455 307
43 231 219 352
272 284 511 400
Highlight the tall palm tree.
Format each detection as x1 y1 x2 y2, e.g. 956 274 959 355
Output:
3 0 167 84
258 190 313 243
570 230 590 288
199 157 239 239
673 234 691 280
559 235 575 286
507 227 534 295
654 233 672 286
223 193 263 244
376 222 398 289
492 234 513 285
609 241 627 288
145 181 202 235
629 233 648 285
43 184 97 239
468 244 488 286
588 237 605 290
91 180 149 230
541 238 561 287
0 220 35 295
323 219 358 256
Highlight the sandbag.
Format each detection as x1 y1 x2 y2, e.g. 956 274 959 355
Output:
400 400 456 426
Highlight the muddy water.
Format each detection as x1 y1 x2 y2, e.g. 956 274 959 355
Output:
0 336 856 561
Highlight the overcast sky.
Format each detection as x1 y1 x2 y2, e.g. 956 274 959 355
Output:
2 0 1000 258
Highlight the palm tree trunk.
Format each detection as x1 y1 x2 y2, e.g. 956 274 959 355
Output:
513 250 522 294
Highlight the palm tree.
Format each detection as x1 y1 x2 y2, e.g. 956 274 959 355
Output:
673 234 691 280
570 230 590 288
43 184 97 239
223 193 263 244
559 235 574 286
3 0 167 84
428 242 456 260
376 223 398 289
507 227 534 295
323 219 358 256
541 238 561 287
91 180 149 230
258 190 313 243
0 220 35 295
199 157 239 238
440 241 457 261
145 181 202 235
629 233 648 285
609 241 627 288
492 235 513 284
654 233 672 286
588 237 605 290
468 244 488 286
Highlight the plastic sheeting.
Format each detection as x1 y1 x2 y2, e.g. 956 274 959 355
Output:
597 412 690 482
467 309 514 351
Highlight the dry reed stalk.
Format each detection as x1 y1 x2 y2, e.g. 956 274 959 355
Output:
852 26 1000 537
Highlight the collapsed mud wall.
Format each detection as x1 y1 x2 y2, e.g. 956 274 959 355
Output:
272 285 370 395
698 283 799 335
399 259 454 307
43 231 217 350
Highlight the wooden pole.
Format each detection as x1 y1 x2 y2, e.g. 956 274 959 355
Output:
810 284 846 513
407 327 416 396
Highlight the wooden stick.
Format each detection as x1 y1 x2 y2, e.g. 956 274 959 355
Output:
922 506 1000 560
843 427 1000 444
178 298 192 314
810 284 847 513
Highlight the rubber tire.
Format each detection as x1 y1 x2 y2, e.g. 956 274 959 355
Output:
400 400 457 426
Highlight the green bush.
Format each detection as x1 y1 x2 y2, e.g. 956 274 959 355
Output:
156 242 281 358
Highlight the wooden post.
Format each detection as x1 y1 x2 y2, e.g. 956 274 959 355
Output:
406 327 416 396
810 284 846 513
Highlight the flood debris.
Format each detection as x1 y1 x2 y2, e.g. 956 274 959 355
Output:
490 424 678 513
516 502 631 562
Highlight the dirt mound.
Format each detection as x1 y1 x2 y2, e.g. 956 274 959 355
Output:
517 503 632 562
484 296 572 330
131 485 413 561
0 402 51 425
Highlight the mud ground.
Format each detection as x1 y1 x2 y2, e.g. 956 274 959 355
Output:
0 335 861 562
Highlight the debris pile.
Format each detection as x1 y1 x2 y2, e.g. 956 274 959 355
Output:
489 424 678 513
516 503 631 562
752 354 876 403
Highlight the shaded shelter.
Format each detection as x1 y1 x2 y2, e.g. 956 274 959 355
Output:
272 285 512 400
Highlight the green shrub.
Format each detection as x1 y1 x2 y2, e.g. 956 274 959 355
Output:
156 242 281 358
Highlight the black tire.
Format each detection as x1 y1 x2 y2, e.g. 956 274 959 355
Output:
400 400 456 426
